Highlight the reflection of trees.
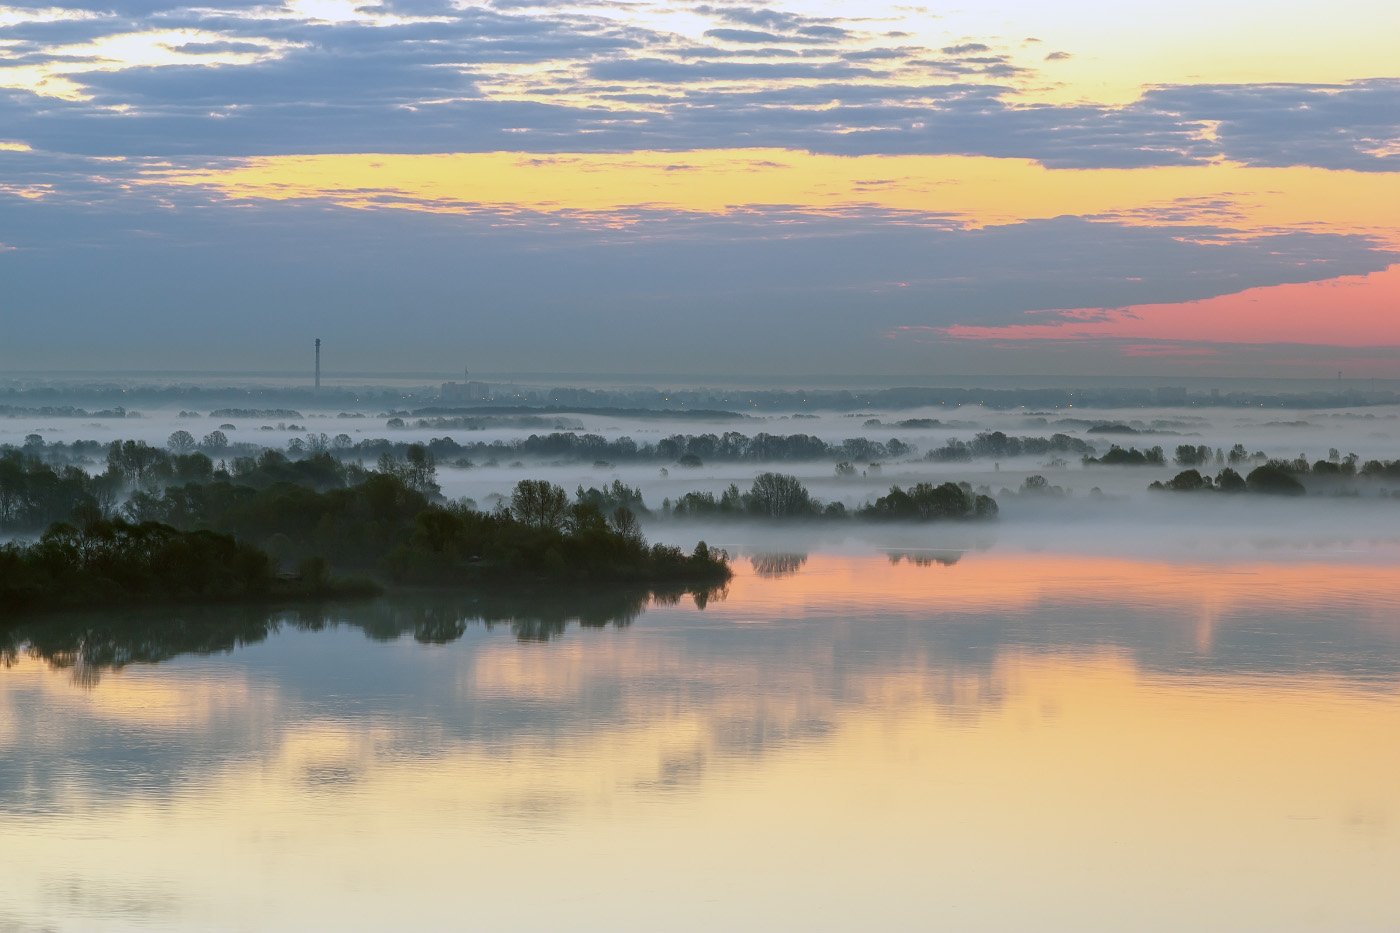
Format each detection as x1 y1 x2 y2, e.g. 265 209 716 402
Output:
1 582 730 682
11 605 277 687
749 553 808 578
884 550 962 567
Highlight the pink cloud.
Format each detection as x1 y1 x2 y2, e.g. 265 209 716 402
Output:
934 264 1400 348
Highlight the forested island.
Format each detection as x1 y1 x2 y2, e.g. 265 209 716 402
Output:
0 430 1012 614
11 417 1400 616
0 442 730 615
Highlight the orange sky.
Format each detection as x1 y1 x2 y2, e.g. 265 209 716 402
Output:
150 151 1400 247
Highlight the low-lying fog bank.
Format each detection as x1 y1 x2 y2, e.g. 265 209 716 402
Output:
9 382 1400 564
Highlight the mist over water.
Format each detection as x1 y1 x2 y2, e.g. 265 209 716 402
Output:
8 379 1400 560
5 376 1400 930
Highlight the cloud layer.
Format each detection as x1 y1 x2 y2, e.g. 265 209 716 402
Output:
0 1 1395 170
1 0 1397 375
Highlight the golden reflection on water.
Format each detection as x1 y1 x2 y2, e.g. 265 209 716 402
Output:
2 553 1399 931
714 551 1400 617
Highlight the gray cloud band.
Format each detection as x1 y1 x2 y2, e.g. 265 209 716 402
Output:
0 0 1393 171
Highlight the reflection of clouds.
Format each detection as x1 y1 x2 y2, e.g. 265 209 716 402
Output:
467 629 845 798
470 638 678 701
845 664 1011 726
41 874 178 923
7 650 1400 931
0 655 260 729
2 550 1400 933
4 552 1400 828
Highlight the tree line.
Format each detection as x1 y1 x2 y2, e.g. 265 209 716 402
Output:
665 473 997 523
1151 453 1400 497
925 431 1095 462
0 463 729 615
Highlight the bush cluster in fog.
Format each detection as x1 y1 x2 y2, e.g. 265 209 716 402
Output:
406 431 914 465
1148 451 1400 497
1083 445 1167 466
926 431 1094 462
665 472 996 523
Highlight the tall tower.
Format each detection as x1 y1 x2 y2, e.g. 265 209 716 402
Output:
315 338 321 390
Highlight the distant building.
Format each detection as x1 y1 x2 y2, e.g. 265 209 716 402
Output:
441 380 492 402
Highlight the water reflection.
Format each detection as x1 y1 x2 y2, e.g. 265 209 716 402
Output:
749 552 808 578
2 553 1400 930
883 548 963 566
0 581 728 683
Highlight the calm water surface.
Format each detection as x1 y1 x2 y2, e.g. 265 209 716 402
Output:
3 551 1400 931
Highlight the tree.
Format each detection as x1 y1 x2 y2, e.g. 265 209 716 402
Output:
201 430 229 452
608 506 644 544
1165 469 1206 491
747 473 813 519
511 479 569 530
1246 464 1305 496
1174 444 1211 467
167 430 196 454
1215 467 1246 492
403 444 439 497
107 440 165 487
859 482 995 521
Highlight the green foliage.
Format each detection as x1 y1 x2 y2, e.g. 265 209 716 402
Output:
928 432 1093 462
1174 444 1213 467
384 490 728 587
669 473 995 523
1084 445 1166 466
1246 464 1306 496
1 471 730 615
747 472 816 518
510 479 570 530
228 450 354 491
167 430 196 454
576 480 649 516
1165 469 1207 491
0 519 275 612
1215 467 1247 492
371 430 911 465
0 449 116 532
858 482 996 521
374 444 440 497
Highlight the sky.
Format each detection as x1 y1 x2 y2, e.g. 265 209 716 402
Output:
0 0 1397 378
